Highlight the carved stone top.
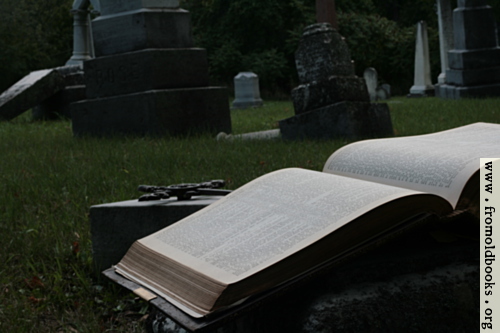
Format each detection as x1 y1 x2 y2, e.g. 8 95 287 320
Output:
295 23 355 84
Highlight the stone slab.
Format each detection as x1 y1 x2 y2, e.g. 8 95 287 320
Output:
91 196 222 272
453 6 497 50
437 82 500 99
71 87 231 137
291 76 369 115
448 48 500 69
100 0 180 16
0 69 66 121
84 48 209 98
148 214 478 332
92 9 193 57
295 23 354 84
279 101 393 140
32 85 86 120
446 66 500 86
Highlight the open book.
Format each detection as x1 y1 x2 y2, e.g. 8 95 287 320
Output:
113 122 498 319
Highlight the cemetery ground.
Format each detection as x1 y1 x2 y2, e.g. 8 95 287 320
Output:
0 97 499 332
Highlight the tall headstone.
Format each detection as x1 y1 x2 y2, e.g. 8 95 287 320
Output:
435 0 454 88
71 0 231 136
438 0 500 99
232 72 263 109
408 21 434 97
279 23 393 140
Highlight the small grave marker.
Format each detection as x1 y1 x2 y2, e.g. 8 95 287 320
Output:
232 72 263 109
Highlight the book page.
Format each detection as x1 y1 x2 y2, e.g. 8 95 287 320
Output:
139 168 420 284
323 122 500 207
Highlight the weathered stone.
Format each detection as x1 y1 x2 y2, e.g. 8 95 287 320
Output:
100 0 180 16
232 72 263 109
291 76 369 115
295 23 354 84
285 22 392 140
92 9 193 57
84 48 209 98
0 69 66 120
71 87 231 137
91 196 221 272
279 101 393 140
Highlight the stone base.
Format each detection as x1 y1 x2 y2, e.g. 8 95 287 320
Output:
32 85 86 120
448 48 500 69
408 85 435 97
71 87 231 137
446 66 500 86
291 76 369 115
279 101 393 140
84 48 209 98
92 9 193 57
437 82 500 99
90 196 222 272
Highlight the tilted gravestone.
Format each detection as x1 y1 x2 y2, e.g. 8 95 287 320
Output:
279 23 393 140
71 0 231 136
438 0 500 99
0 66 83 121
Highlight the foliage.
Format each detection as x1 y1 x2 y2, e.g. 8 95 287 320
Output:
182 0 315 96
0 0 74 92
338 12 441 96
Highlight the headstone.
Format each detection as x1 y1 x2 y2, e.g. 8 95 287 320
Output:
279 23 393 140
91 196 222 272
232 72 264 109
363 67 378 101
438 0 500 99
71 2 231 136
408 21 434 97
435 0 454 88
0 66 83 121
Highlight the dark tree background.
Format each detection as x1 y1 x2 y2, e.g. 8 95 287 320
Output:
1 0 499 96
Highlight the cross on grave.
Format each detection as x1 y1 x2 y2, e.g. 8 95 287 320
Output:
315 0 338 30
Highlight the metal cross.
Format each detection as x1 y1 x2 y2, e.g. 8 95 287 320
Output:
137 180 232 201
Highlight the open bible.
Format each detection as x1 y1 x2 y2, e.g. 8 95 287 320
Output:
111 122 498 320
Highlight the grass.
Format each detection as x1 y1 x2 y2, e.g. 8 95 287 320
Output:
0 96 499 332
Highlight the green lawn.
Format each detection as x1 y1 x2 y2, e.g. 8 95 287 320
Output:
0 97 499 332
